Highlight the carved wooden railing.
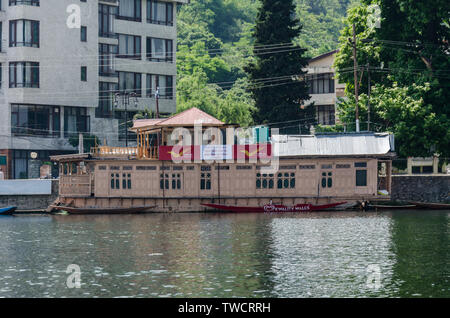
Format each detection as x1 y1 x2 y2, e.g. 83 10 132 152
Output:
138 146 159 160
91 146 138 158
59 175 91 197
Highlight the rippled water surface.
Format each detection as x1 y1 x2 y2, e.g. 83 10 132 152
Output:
0 210 448 298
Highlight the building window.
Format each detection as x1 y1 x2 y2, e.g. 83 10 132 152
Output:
317 105 335 125
146 37 173 62
355 162 368 187
356 170 367 187
117 0 142 22
160 173 169 189
122 173 132 189
307 73 335 94
200 173 211 190
9 20 40 47
111 173 120 189
99 44 118 77
9 0 40 6
171 173 181 189
256 173 274 189
11 104 60 137
118 71 142 96
147 0 173 26
81 66 87 81
80 26 87 42
321 172 333 188
117 34 141 59
9 62 39 88
97 82 118 118
299 165 315 169
64 107 90 137
146 74 173 99
277 172 295 189
99 4 117 38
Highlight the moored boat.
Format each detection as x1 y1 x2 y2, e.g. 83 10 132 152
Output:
202 201 347 213
408 202 450 210
0 206 17 216
50 205 155 215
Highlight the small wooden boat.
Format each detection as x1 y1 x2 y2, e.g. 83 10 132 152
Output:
49 205 155 215
408 201 450 210
202 201 347 213
0 206 17 216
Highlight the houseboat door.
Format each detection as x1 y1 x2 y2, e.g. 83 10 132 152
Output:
319 164 334 197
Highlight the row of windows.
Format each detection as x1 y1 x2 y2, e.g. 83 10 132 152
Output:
116 72 174 99
111 173 132 190
115 35 174 63
117 0 174 26
107 169 368 192
99 1 174 41
256 173 296 189
11 104 89 138
97 163 368 172
9 0 40 7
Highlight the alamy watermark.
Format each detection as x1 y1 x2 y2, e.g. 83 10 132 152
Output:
366 264 382 290
66 264 81 289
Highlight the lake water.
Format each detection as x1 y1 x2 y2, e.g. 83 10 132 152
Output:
0 210 448 298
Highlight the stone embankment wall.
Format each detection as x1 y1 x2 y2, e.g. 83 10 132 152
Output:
0 180 59 210
391 175 450 203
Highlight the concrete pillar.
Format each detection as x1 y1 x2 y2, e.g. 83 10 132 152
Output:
433 155 439 174
407 157 413 175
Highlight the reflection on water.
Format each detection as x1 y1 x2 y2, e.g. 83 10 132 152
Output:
0 211 448 298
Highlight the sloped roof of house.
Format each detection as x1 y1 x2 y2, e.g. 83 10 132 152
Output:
132 107 225 131
272 132 395 157
308 49 339 63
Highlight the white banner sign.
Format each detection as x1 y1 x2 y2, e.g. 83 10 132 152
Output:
201 145 233 160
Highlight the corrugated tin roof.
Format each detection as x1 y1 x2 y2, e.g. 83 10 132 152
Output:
272 133 395 157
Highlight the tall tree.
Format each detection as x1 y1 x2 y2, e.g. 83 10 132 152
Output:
334 0 450 157
245 0 313 131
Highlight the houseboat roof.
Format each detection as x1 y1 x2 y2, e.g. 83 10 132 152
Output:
132 107 225 131
273 132 395 158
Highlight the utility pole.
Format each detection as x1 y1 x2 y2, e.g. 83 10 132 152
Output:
115 92 138 147
352 23 360 132
155 87 160 119
367 61 371 131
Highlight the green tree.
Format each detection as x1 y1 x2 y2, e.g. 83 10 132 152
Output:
337 81 450 158
176 70 255 127
245 0 313 130
334 0 450 157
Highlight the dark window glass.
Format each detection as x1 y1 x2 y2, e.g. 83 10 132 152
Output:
356 170 367 187
9 20 39 47
9 62 39 88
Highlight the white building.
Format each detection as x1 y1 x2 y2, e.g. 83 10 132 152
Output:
305 50 345 126
0 0 187 179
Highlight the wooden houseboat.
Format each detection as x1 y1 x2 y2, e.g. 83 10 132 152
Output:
50 108 395 213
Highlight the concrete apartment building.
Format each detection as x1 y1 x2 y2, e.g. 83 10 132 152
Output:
0 0 187 179
305 50 345 126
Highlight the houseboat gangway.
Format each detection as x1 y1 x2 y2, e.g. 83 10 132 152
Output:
50 107 396 214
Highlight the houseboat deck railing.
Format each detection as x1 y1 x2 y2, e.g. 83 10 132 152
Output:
60 175 91 197
91 146 138 158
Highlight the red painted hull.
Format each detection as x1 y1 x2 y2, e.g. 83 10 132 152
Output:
202 202 347 213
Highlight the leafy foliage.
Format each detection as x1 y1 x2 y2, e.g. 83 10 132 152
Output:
334 0 450 157
176 0 359 127
244 0 312 127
